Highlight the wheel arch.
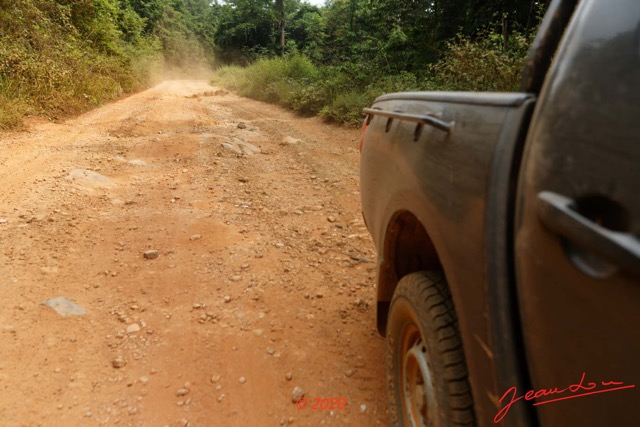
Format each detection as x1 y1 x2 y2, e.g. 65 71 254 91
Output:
376 210 443 335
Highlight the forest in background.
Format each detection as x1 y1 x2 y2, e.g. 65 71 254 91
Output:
0 0 550 129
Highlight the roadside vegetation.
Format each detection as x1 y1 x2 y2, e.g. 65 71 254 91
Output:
212 0 547 125
0 0 216 130
211 30 533 125
1 0 548 129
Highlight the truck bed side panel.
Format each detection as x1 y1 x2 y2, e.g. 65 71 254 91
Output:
361 92 534 425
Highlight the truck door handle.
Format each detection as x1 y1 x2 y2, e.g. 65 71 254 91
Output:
536 191 640 276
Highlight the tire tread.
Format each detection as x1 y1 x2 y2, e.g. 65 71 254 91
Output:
386 271 475 426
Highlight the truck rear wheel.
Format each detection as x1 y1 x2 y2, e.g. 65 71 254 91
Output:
387 271 475 426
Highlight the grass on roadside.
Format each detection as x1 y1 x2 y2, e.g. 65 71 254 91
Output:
211 56 423 126
0 0 164 130
211 28 532 125
0 37 163 130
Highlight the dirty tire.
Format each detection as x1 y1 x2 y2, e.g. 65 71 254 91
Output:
387 271 475 427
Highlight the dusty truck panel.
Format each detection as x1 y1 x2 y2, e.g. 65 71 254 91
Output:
359 0 640 426
361 93 535 426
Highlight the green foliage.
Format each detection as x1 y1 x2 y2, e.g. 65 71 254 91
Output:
0 0 164 128
211 13 540 124
0 94 27 130
209 65 246 92
210 0 548 123
150 0 216 68
213 56 326 117
0 0 219 129
213 55 318 104
214 0 277 62
430 29 532 91
212 55 424 125
1 0 549 128
319 90 372 124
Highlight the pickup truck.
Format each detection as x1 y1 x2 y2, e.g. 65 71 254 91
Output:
359 0 640 426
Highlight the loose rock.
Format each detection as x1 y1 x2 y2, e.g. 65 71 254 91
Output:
42 297 87 317
112 356 126 369
128 159 147 166
281 136 302 146
176 388 190 397
65 169 116 191
221 142 243 155
126 323 141 333
143 250 160 260
291 386 305 403
237 141 261 155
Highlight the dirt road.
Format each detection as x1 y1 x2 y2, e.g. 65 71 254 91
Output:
0 81 387 426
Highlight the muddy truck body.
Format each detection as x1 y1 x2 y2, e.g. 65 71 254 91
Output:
359 0 640 426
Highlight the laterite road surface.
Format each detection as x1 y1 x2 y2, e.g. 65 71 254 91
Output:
0 81 387 426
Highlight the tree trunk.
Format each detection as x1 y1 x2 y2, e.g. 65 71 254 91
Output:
277 0 285 56
502 14 509 52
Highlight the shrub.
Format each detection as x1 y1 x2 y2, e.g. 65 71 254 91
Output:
430 29 531 92
319 90 373 124
213 55 321 109
213 59 425 125
212 27 535 125
288 82 327 115
0 0 166 129
211 65 247 92
0 94 28 130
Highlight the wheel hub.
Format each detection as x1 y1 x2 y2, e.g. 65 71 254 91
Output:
403 336 437 427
